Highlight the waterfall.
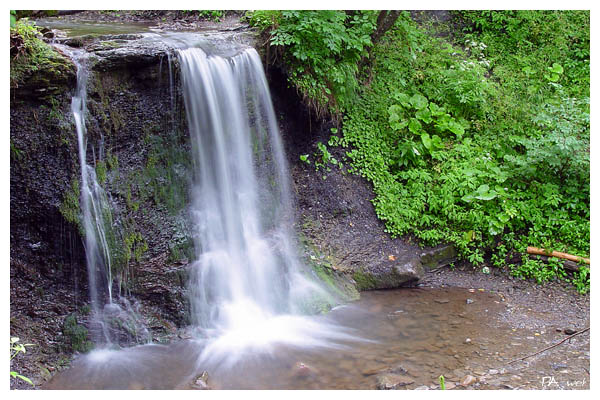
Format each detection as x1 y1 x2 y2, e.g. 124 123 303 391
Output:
60 37 350 360
178 46 350 366
64 47 150 347
71 51 114 314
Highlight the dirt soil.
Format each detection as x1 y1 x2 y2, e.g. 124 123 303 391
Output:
418 263 590 389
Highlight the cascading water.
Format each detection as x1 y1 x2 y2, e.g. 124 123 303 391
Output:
64 47 150 347
178 45 353 366
71 52 114 314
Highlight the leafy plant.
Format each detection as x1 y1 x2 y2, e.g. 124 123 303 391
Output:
63 314 93 353
336 11 589 292
248 10 378 116
198 10 224 21
572 265 590 294
10 337 34 386
260 10 589 293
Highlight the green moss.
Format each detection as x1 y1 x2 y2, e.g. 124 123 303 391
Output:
10 19 74 90
352 268 378 291
124 231 148 265
95 160 107 185
59 177 82 232
299 231 360 305
62 314 93 353
10 140 22 161
106 152 119 170
137 133 190 215
167 237 194 263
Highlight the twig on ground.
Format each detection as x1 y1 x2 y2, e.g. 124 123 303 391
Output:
506 327 590 365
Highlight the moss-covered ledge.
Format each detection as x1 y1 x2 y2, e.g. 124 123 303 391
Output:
10 20 76 100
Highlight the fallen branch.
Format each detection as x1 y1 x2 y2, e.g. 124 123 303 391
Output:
527 247 589 265
506 327 590 365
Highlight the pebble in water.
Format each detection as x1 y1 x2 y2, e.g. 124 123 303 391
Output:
460 375 477 386
376 373 414 390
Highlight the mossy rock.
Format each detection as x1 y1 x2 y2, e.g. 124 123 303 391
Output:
62 314 93 353
10 21 76 97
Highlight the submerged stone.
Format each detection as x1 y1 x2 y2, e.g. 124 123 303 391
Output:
376 373 414 389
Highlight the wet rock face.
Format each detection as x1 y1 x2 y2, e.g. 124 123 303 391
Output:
90 39 169 71
10 33 191 334
10 58 84 285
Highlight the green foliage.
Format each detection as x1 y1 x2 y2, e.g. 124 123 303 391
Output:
138 134 190 215
248 10 377 116
439 375 446 390
511 256 567 285
124 231 148 265
572 266 590 295
95 160 107 185
10 337 34 386
352 269 378 291
10 140 22 161
331 11 589 292
456 11 589 94
197 10 224 21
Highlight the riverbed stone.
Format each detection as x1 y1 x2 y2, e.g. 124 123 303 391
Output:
460 375 477 386
376 373 415 389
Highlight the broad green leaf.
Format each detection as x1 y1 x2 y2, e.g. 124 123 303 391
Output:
391 120 408 130
464 230 475 241
393 92 411 108
388 104 403 116
421 133 432 150
430 134 444 149
488 221 504 236
461 193 475 203
409 94 429 110
475 191 497 201
429 102 446 116
446 120 464 137
548 62 563 74
522 65 534 75
415 108 433 124
497 213 510 224
544 73 559 82
408 118 423 134
476 184 490 194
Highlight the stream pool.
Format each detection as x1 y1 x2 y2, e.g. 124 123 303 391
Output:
46 287 589 389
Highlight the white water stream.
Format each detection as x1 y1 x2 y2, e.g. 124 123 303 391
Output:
178 45 353 367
